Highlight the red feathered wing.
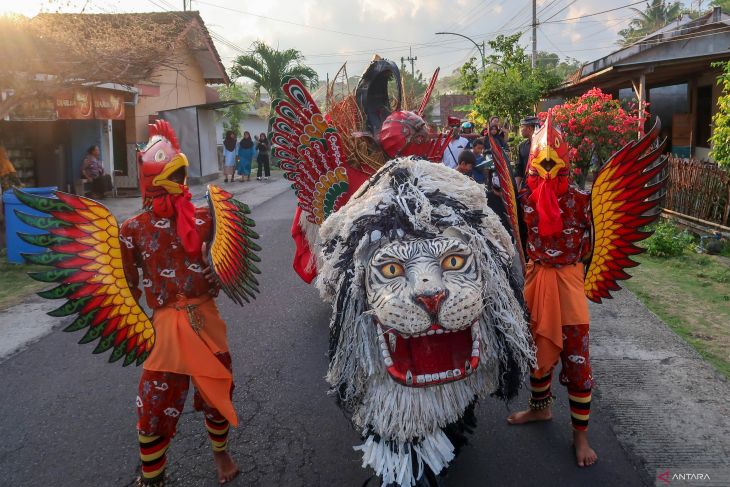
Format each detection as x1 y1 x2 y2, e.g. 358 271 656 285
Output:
585 121 668 303
13 189 154 366
271 77 350 225
486 132 526 271
206 185 262 306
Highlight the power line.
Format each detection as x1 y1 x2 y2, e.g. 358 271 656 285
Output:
543 0 647 24
194 0 415 44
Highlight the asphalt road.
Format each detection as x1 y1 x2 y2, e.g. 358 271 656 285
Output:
0 191 644 486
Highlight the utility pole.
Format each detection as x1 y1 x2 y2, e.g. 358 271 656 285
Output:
183 0 190 11
532 0 537 69
404 47 417 77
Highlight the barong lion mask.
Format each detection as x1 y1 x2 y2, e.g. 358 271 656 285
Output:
315 159 535 484
272 75 535 485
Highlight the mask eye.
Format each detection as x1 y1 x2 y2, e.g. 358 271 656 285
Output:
154 149 166 162
441 254 466 271
379 262 405 278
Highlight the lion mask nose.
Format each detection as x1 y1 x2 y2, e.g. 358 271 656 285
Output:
414 290 448 316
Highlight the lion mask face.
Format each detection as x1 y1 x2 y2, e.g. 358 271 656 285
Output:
366 234 484 387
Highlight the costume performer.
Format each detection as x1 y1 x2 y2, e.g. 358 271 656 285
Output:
272 58 535 486
497 116 668 467
13 120 261 486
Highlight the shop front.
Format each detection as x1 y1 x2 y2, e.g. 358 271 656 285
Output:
0 87 131 193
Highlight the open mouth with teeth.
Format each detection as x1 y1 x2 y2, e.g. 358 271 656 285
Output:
376 322 481 387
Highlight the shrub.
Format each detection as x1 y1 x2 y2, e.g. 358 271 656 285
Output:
643 221 696 257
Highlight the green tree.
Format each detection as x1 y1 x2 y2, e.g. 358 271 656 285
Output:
216 83 254 135
536 52 581 81
458 57 479 95
709 61 730 169
470 34 561 129
230 41 318 137
618 0 684 46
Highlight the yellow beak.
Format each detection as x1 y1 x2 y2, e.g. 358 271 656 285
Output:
152 153 189 194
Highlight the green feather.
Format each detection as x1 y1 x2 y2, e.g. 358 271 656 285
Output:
109 345 126 363
28 268 76 283
64 310 98 332
123 350 137 367
14 211 70 230
13 189 71 213
78 322 104 344
136 350 150 366
18 233 72 248
38 282 84 300
93 330 117 354
24 252 71 266
48 296 91 317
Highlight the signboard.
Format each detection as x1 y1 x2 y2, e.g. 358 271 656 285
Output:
55 88 94 120
4 88 126 121
93 89 125 120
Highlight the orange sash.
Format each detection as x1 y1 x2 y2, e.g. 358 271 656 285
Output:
144 294 238 427
523 262 590 376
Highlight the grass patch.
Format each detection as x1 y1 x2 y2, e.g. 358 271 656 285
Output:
0 249 48 310
624 251 730 378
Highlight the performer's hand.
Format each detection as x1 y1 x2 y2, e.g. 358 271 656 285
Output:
201 242 221 294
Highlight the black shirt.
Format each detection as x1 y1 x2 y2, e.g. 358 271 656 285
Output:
516 139 530 181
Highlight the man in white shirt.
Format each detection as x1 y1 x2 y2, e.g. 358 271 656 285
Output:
442 127 470 169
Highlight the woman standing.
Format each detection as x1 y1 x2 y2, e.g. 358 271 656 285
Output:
236 131 255 182
255 133 270 181
222 130 237 183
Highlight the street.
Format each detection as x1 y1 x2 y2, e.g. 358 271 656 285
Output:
0 190 644 487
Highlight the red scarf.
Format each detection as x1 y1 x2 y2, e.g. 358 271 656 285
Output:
527 175 567 237
151 186 201 256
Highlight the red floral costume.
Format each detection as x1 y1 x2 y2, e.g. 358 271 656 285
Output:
518 118 594 431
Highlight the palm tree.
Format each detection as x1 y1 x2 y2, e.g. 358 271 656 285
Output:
618 0 684 46
230 41 318 140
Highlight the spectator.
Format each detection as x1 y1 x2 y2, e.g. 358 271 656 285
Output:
0 146 21 191
455 149 476 178
471 138 488 184
222 130 237 183
236 131 255 182
515 116 539 189
486 123 509 154
81 145 112 199
256 133 270 181
442 127 470 169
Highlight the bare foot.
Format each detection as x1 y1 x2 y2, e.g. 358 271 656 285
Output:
213 450 240 484
573 430 598 467
506 407 552 425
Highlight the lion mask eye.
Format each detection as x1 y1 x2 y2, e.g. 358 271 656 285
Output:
379 262 405 278
441 254 466 271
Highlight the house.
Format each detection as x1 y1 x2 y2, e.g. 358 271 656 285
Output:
438 94 474 128
550 7 730 160
0 11 230 192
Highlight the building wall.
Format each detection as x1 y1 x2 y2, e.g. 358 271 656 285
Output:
132 49 208 143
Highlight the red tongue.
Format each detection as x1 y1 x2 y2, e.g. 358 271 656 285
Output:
398 330 472 372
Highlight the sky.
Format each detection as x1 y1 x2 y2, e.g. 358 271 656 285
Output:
0 0 694 80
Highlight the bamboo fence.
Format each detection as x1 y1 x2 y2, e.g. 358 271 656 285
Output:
664 157 730 226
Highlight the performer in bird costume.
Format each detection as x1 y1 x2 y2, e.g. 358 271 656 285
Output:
490 115 668 467
13 120 261 486
272 60 535 486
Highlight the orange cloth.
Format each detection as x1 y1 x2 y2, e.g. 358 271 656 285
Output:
144 294 238 427
523 261 590 376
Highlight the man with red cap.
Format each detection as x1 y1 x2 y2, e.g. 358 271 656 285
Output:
506 116 597 468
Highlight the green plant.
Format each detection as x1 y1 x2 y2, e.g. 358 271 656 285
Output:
709 60 730 170
642 221 696 257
